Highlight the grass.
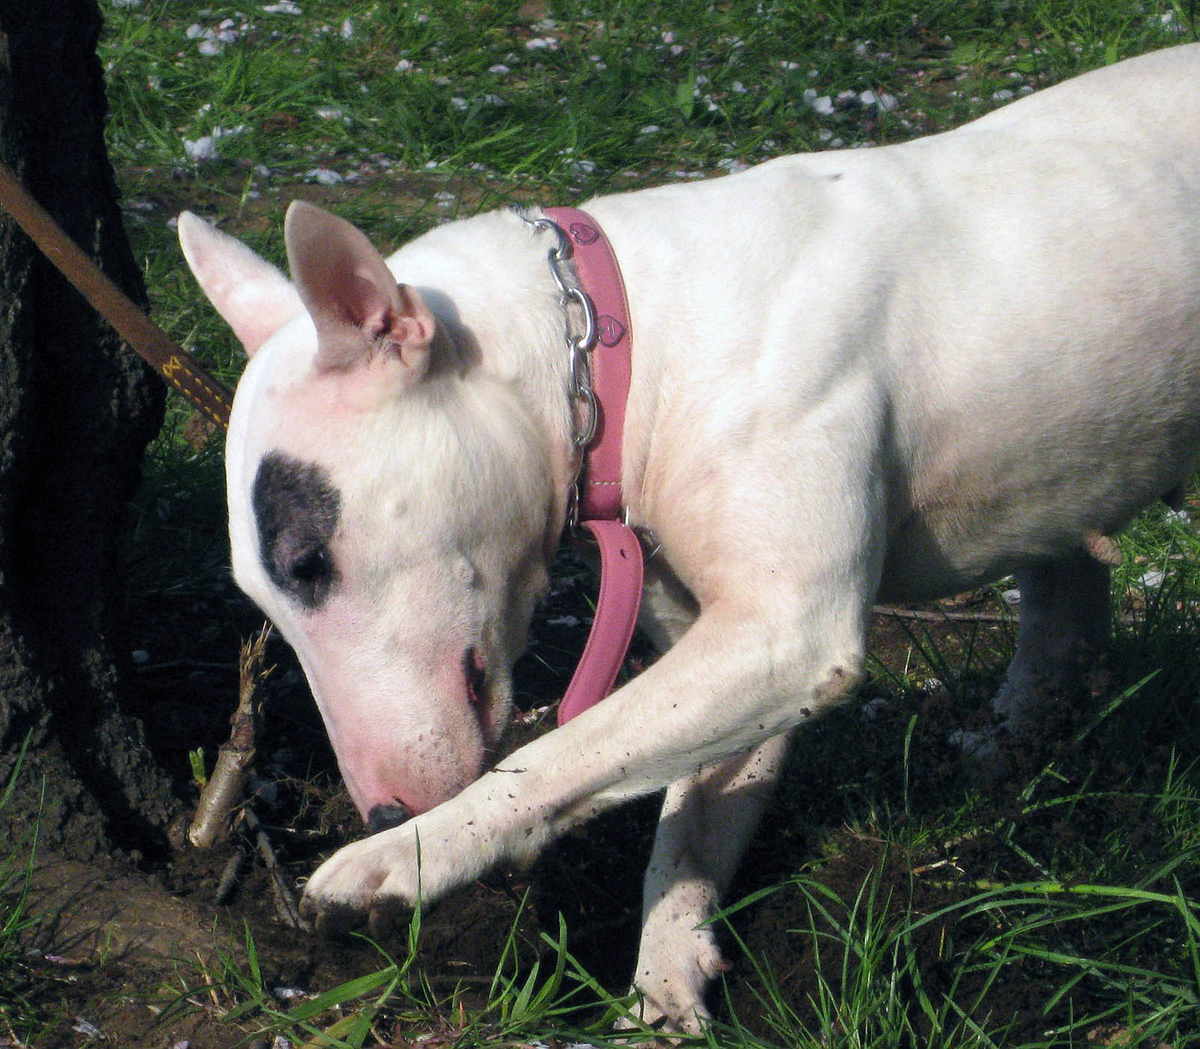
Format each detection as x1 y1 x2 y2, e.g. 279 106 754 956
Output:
3 0 1191 1044
0 740 46 1046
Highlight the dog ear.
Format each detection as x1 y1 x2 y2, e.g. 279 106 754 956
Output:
177 212 304 356
283 200 434 380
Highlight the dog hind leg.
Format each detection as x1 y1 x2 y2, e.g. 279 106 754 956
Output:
992 548 1111 733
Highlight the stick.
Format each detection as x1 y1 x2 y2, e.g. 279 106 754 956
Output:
188 624 273 848
872 604 1016 624
245 807 311 932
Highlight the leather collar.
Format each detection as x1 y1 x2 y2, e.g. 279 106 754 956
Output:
540 207 645 725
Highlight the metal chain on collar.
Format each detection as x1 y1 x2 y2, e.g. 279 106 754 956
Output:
524 215 600 452
519 209 661 558
522 213 601 531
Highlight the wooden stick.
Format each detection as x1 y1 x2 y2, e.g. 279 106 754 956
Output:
872 603 1016 624
245 807 310 932
188 625 273 848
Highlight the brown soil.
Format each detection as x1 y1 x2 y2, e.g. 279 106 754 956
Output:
5 572 1017 1047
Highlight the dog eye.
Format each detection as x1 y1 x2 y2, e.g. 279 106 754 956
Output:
289 546 335 606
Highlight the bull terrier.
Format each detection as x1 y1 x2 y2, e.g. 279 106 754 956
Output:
178 44 1200 1031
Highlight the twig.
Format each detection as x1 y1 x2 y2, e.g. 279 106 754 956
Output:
136 659 240 674
872 603 1016 624
188 624 273 848
214 847 246 905
245 807 311 932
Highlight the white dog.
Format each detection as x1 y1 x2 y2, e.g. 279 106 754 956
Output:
178 44 1200 1030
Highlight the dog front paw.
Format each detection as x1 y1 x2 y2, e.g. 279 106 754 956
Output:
301 828 422 939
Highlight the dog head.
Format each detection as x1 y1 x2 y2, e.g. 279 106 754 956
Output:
179 202 563 829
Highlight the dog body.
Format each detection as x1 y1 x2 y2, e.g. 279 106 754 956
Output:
180 44 1200 1029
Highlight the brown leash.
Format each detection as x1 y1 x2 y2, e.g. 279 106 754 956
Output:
0 160 233 429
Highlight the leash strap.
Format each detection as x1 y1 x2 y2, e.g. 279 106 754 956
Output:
0 160 233 429
543 207 645 727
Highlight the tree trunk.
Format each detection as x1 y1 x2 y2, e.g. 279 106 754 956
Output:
0 0 174 860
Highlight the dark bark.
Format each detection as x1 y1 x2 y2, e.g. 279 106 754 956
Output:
0 0 173 859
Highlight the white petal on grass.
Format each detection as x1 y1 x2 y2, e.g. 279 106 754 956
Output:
262 1 302 13
304 167 345 185
802 88 834 115
315 105 344 119
395 58 414 72
859 89 899 111
184 136 218 161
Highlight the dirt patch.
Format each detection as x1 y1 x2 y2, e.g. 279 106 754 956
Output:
5 571 1008 1047
11 573 1188 1046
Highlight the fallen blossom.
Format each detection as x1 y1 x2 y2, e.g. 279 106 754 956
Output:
802 87 833 115
184 135 218 161
859 89 898 111
304 167 344 184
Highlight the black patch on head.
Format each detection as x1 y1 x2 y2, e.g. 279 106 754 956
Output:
252 452 342 610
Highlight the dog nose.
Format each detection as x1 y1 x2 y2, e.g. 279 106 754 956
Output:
366 802 411 834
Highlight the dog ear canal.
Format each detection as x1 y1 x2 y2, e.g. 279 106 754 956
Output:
286 545 337 609
283 200 436 381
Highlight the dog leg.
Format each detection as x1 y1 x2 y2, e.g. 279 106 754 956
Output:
992 548 1111 732
623 733 791 1033
301 600 867 938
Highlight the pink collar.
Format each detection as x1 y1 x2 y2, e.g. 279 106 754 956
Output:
540 207 645 726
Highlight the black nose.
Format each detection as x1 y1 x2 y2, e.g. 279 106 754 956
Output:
366 803 411 835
